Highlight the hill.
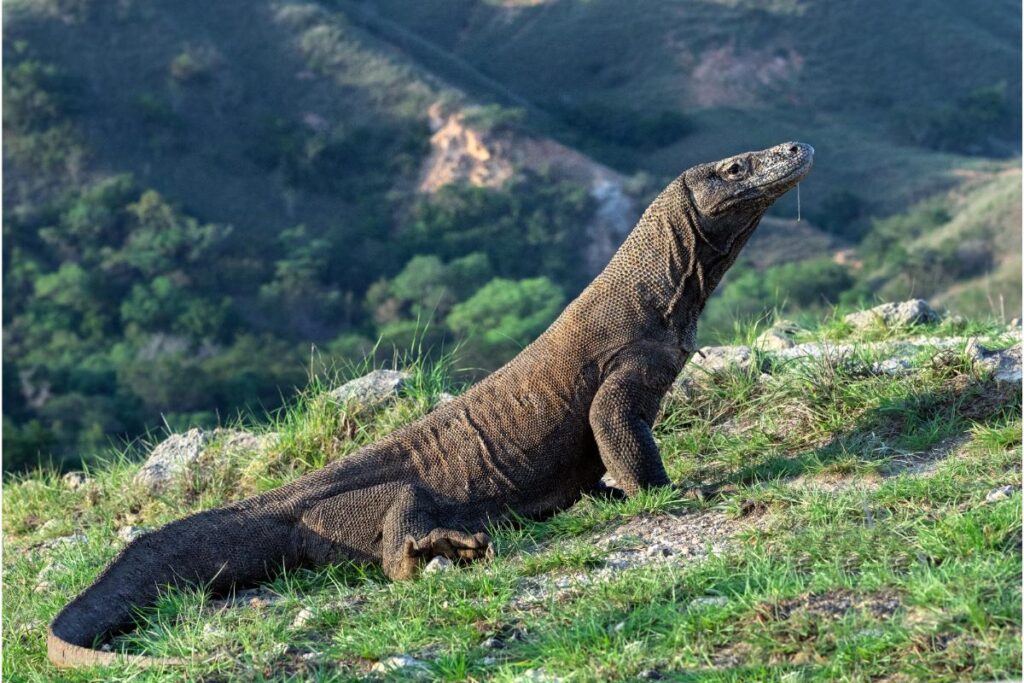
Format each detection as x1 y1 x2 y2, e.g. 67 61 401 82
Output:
2 0 1020 470
3 308 1021 680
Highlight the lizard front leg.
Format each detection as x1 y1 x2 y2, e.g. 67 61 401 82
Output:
589 357 674 496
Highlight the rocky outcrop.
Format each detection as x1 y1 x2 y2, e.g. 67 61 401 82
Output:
844 299 941 330
329 369 409 409
135 429 210 493
418 102 639 273
754 320 801 351
135 428 276 493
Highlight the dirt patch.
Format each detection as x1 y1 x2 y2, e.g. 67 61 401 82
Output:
880 434 973 479
757 589 902 623
510 509 765 611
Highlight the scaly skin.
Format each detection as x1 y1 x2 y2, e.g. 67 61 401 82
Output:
48 142 814 668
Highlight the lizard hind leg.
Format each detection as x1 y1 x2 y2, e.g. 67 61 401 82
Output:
380 485 495 580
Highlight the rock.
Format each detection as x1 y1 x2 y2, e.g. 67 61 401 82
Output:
37 533 87 551
38 561 67 580
844 300 940 330
482 637 505 649
423 556 454 574
62 472 88 491
516 668 564 682
871 357 914 376
371 655 427 675
134 428 209 492
329 370 409 410
689 596 730 609
684 344 757 376
754 321 801 351
117 526 147 543
985 485 1015 503
976 343 1022 384
214 429 277 457
291 607 314 629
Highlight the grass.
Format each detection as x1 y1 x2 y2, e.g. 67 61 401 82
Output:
3 313 1021 681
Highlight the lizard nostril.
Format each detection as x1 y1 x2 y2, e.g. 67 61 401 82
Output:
788 145 799 155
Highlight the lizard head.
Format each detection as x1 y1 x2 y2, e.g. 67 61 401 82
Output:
680 141 814 254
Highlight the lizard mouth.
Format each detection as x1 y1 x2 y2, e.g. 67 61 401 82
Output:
755 143 814 196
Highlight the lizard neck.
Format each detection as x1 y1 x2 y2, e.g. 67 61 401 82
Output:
596 179 727 345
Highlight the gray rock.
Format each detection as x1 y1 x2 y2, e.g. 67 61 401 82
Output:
517 669 564 683
689 595 730 609
871 357 914 376
134 428 275 493
976 343 1022 384
62 472 88 491
844 299 940 330
688 345 753 375
215 429 277 456
985 485 1015 503
754 320 801 351
38 561 67 581
37 533 87 551
117 526 147 543
423 556 454 574
371 655 427 674
135 428 209 492
329 370 409 413
291 607 314 629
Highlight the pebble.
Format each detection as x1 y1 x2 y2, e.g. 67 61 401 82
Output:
424 556 453 574
291 607 314 628
62 472 88 490
117 526 147 543
371 654 427 674
985 485 1015 503
689 595 730 609
517 669 564 682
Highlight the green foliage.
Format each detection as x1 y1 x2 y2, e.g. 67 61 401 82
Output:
702 259 854 341
460 104 526 132
551 102 694 152
811 190 867 241
248 117 429 201
448 277 565 363
406 171 594 287
901 83 1019 156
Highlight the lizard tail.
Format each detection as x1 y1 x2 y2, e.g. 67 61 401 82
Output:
47 503 298 669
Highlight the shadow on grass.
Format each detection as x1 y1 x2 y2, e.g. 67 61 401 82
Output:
693 375 1021 495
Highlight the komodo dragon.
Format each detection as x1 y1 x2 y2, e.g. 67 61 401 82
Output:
48 142 813 668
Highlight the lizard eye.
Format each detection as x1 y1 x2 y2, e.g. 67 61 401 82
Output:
726 162 743 176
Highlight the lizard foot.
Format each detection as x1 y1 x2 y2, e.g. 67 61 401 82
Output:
408 529 495 564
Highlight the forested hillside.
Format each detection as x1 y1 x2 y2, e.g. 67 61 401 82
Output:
3 0 1020 470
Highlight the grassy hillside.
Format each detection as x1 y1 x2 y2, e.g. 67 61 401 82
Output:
3 312 1021 681
3 0 1020 471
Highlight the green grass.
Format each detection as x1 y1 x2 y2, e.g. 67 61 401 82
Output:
3 314 1020 681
